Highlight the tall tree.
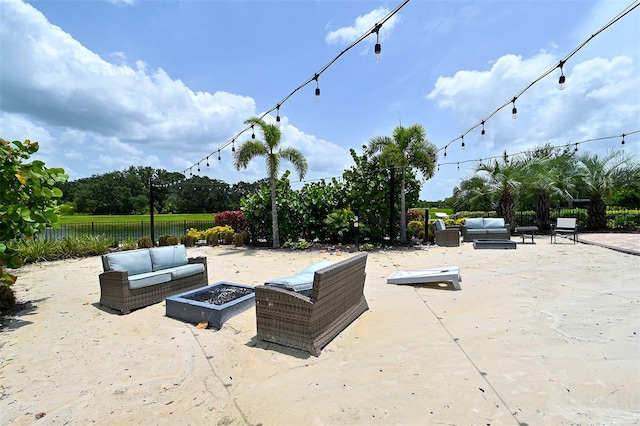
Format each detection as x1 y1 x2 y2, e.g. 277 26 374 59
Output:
577 149 637 230
367 123 437 243
233 117 307 248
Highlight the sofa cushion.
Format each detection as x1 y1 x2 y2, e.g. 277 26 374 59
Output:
163 263 206 280
150 245 188 271
464 218 484 229
265 261 335 294
483 218 506 229
466 228 489 235
434 219 446 231
104 249 153 276
128 271 172 290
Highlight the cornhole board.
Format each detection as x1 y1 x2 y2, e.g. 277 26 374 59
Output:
387 266 461 290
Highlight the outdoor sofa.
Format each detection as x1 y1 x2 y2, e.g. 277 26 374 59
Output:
99 244 208 314
461 217 510 242
255 252 368 356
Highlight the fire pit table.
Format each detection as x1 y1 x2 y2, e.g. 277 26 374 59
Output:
473 239 517 249
166 281 255 329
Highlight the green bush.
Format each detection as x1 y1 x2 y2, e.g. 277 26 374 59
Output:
138 236 153 248
181 235 195 247
120 237 138 251
166 235 179 245
283 239 312 250
407 220 425 240
9 238 59 263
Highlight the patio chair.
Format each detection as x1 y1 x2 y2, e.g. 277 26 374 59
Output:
432 219 460 247
551 217 578 244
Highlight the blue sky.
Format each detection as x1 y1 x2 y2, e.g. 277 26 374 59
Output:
1 0 639 201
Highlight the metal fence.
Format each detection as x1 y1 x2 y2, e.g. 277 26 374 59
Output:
509 209 639 231
40 220 216 242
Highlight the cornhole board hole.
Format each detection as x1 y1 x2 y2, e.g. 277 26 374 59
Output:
387 266 461 290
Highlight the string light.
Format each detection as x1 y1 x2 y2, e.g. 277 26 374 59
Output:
558 60 566 90
373 23 382 63
461 135 465 150
197 163 201 173
481 121 486 137
218 150 221 161
206 156 210 167
314 74 321 101
511 97 518 119
574 142 579 152
621 133 625 145
276 105 281 128
232 138 236 152
251 125 255 139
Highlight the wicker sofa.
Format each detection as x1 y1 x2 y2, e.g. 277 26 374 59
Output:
461 217 510 242
255 252 368 356
99 244 208 314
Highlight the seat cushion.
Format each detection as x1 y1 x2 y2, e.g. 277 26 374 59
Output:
104 249 153 276
466 228 489 235
163 263 206 280
464 218 484 229
150 245 188 271
128 271 172 290
265 261 335 294
483 218 505 229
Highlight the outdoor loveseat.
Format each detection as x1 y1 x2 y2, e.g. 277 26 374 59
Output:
461 217 510 242
99 244 208 314
255 252 368 356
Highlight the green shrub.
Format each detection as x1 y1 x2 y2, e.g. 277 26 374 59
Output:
283 239 312 250
223 230 234 245
166 235 179 245
9 238 59 263
408 220 425 240
120 237 138 251
233 232 244 247
181 235 195 247
138 236 153 248
80 235 113 256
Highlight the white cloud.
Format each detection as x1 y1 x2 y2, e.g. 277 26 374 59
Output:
325 7 398 45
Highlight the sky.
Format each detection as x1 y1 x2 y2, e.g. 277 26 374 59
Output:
1 0 639 201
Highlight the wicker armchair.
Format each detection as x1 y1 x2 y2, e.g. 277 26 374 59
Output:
432 219 460 247
255 253 368 356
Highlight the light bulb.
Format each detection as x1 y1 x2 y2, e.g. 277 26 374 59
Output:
512 106 518 119
375 43 381 63
558 75 566 90
315 87 320 102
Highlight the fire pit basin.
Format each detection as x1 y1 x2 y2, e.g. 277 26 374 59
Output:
166 282 255 329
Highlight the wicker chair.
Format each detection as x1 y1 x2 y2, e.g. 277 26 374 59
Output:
432 219 460 247
255 252 368 356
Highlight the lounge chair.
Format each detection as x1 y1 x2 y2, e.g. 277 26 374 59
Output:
551 217 578 244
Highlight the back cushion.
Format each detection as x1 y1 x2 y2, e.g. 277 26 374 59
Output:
150 245 188 271
105 249 153 276
464 218 484 229
434 219 446 231
265 261 334 293
483 218 505 228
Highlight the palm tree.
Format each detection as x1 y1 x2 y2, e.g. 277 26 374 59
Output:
576 149 636 230
520 144 579 230
233 117 308 248
474 152 526 232
367 123 437 243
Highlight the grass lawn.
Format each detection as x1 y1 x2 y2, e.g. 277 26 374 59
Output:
59 213 214 224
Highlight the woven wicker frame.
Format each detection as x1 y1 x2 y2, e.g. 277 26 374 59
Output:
255 252 368 356
99 256 208 314
433 225 460 247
